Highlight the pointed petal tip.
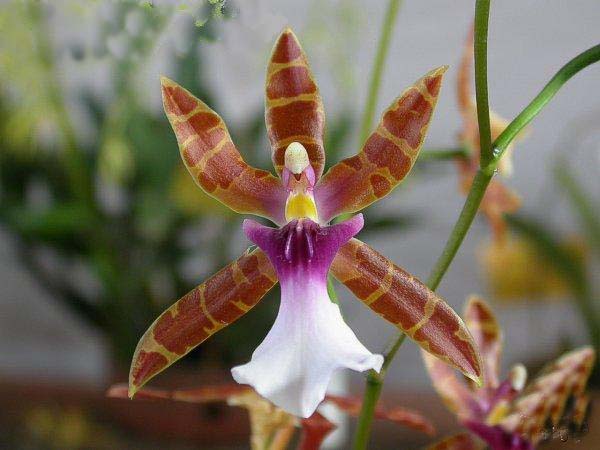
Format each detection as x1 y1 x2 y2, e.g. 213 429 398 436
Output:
279 25 297 38
128 384 137 399
428 65 449 78
160 75 176 87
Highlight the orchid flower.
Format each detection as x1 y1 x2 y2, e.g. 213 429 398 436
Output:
455 29 528 242
424 296 595 450
128 27 482 418
108 383 434 450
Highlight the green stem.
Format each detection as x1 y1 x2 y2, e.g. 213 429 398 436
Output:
358 0 402 145
426 170 493 290
474 0 493 167
352 335 406 450
351 14 600 450
491 43 600 165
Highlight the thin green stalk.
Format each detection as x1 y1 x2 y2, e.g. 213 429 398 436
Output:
426 170 493 289
359 0 402 145
474 0 493 167
352 17 600 450
353 334 406 450
491 43 600 165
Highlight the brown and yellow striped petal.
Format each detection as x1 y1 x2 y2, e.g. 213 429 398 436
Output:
265 28 325 179
162 77 287 224
464 296 502 389
128 247 277 397
315 67 446 223
499 346 595 444
422 352 479 418
331 238 482 384
425 433 482 450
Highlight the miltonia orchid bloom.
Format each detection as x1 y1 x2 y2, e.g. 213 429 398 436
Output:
128 27 482 418
424 296 595 450
456 30 528 242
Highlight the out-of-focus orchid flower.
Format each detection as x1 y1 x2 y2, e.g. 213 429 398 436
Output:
108 383 434 450
455 30 528 242
424 296 595 450
479 235 587 301
128 27 482 418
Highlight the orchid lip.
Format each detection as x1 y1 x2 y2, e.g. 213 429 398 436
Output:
233 214 383 417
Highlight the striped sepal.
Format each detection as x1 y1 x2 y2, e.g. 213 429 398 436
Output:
422 352 481 419
331 238 482 384
265 28 326 180
499 346 595 445
128 248 277 397
162 77 287 224
315 67 446 223
464 296 502 389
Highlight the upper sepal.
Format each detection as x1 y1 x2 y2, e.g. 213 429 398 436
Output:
265 28 326 180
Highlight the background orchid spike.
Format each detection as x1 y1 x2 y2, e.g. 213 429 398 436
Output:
455 28 525 241
129 26 483 415
424 295 595 450
108 383 435 450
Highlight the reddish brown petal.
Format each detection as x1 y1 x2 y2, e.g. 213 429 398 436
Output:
128 248 277 397
265 28 325 179
331 238 482 384
107 383 251 403
426 433 483 450
315 67 446 223
162 77 287 224
325 395 435 435
464 296 503 389
298 412 336 450
422 352 480 419
499 346 595 444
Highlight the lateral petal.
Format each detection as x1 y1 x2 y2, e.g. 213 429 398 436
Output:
128 247 277 397
265 28 326 179
161 77 287 224
498 346 595 445
422 352 482 419
315 67 446 223
331 238 482 384
464 296 503 390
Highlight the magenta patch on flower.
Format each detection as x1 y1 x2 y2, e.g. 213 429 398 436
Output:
232 214 383 417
